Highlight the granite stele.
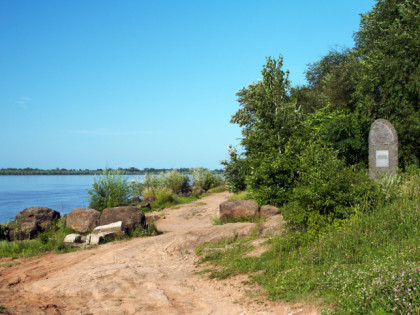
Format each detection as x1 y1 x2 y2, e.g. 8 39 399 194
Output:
368 119 398 180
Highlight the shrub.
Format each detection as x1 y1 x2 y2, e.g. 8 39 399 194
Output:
160 169 190 194
142 174 162 194
128 177 144 199
192 168 221 191
221 145 247 193
87 168 130 211
283 142 380 230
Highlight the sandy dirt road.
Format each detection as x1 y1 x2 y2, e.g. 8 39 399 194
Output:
0 192 319 315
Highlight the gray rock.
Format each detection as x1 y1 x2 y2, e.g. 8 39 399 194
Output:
369 119 398 180
66 208 101 233
93 221 124 236
64 234 81 243
99 206 145 231
219 199 259 221
260 205 280 218
86 233 103 245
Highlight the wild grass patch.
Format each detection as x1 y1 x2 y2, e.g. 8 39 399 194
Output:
199 172 420 313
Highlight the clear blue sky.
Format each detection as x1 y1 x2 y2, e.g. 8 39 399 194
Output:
0 0 375 170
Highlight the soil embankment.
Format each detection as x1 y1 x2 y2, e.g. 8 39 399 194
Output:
0 192 319 314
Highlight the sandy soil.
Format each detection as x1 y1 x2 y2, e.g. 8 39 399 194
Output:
0 192 320 315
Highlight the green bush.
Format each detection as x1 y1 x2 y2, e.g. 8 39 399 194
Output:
221 145 247 193
283 142 380 230
87 168 130 211
192 168 221 191
128 177 144 199
160 169 190 194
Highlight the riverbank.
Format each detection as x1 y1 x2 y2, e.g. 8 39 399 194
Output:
0 191 319 314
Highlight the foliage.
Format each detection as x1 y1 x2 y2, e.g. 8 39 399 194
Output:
231 56 302 163
192 168 221 191
128 177 144 199
86 168 131 211
283 142 381 230
198 172 420 314
160 169 190 194
221 145 247 193
303 104 368 166
353 0 420 167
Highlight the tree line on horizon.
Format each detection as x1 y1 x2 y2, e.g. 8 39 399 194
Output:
0 167 224 176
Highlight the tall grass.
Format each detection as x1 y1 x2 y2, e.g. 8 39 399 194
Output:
198 172 420 314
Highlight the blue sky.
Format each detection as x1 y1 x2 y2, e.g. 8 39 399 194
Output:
0 0 375 170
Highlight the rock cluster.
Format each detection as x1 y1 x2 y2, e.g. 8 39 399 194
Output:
1 204 148 246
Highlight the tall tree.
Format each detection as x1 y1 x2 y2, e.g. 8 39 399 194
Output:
353 0 420 166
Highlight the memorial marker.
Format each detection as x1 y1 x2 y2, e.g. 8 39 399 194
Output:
368 119 398 180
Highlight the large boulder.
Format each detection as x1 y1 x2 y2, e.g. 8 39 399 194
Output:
9 207 60 240
260 205 280 218
66 208 101 233
99 206 145 231
219 199 259 221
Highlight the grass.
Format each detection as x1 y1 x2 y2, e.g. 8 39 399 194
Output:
197 172 420 314
0 218 78 259
229 190 250 200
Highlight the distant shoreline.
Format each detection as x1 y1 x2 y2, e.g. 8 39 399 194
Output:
0 168 223 176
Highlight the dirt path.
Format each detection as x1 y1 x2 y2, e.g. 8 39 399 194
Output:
0 192 320 315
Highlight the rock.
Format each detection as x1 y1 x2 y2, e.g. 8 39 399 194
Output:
260 205 280 218
15 207 60 230
196 189 206 196
219 199 259 221
181 185 193 197
9 207 60 240
139 201 152 210
64 234 81 243
93 221 124 236
86 234 103 245
143 195 157 203
86 230 118 245
66 208 101 233
131 196 142 205
99 206 146 231
8 222 39 241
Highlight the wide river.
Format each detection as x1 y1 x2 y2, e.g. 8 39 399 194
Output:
0 175 144 223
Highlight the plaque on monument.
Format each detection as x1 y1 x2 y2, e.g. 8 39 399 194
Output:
368 119 398 180
375 150 389 167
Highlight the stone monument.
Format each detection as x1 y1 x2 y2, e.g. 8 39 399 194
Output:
368 119 398 180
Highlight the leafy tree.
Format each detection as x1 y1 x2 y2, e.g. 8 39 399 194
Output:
227 57 302 198
232 57 301 160
353 0 420 167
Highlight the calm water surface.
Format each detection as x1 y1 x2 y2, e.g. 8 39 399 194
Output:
0 175 143 223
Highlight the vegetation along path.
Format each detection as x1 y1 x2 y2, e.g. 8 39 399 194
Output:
0 192 320 315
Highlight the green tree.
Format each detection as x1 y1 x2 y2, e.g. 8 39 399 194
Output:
227 57 302 201
353 0 420 167
231 56 301 164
